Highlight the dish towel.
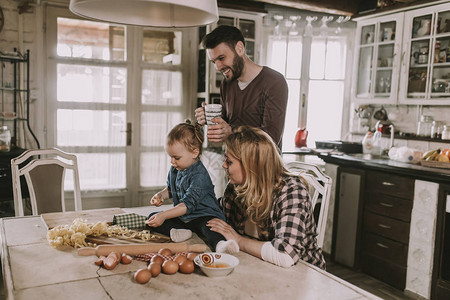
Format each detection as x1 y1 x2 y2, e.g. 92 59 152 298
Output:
113 213 147 230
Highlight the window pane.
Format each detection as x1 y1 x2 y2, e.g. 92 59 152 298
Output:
306 81 344 148
57 109 126 146
286 37 302 79
268 38 287 74
142 30 182 64
76 153 126 190
141 70 182 105
325 38 346 79
141 112 183 147
282 80 301 150
140 152 170 187
310 38 326 79
57 64 127 103
57 18 125 61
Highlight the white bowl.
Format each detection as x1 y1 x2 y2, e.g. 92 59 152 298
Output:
194 252 239 277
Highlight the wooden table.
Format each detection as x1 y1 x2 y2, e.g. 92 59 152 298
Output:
0 207 381 300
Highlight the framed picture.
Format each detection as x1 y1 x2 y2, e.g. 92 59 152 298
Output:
210 93 221 104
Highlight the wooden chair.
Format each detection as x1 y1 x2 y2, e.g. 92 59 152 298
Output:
285 161 332 248
11 148 82 216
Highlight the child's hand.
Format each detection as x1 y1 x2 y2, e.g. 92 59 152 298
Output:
145 213 165 227
150 193 163 206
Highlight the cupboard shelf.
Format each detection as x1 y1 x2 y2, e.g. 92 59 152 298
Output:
0 49 40 148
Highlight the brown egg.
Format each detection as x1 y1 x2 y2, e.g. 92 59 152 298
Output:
179 259 195 274
147 262 161 277
150 254 164 265
158 248 173 256
162 260 179 274
174 254 187 265
187 252 199 261
134 268 152 284
121 253 132 264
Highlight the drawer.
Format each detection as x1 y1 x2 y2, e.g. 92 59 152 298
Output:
361 252 406 290
363 212 410 244
365 171 414 200
361 232 408 266
365 193 413 222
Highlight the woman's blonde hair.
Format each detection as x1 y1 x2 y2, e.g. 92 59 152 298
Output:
225 126 289 228
167 120 204 156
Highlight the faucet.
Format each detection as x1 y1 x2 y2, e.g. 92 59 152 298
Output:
388 124 395 149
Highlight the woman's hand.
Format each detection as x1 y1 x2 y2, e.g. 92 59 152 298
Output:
145 212 166 227
207 218 242 244
150 193 163 206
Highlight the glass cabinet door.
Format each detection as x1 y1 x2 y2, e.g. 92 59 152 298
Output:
431 10 450 98
400 3 450 104
353 14 403 104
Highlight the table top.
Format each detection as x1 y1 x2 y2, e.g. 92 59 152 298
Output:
1 207 381 300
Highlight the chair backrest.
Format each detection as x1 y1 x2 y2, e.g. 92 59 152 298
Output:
285 161 332 248
11 148 82 216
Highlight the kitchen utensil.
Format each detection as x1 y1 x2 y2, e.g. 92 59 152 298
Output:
194 252 239 277
373 106 388 121
77 242 208 256
295 128 308 147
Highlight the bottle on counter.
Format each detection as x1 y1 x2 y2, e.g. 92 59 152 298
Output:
0 126 11 152
417 115 433 136
442 125 450 140
362 131 373 154
431 121 445 139
371 127 384 156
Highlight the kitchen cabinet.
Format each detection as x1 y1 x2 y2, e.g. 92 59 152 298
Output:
360 170 414 290
432 183 450 300
334 168 365 268
351 13 404 104
399 2 450 105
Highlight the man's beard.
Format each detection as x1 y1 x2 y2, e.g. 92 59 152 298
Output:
225 53 244 82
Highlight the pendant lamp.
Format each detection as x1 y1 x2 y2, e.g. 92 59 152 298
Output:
69 0 219 27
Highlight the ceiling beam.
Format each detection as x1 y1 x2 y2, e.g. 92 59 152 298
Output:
246 0 359 16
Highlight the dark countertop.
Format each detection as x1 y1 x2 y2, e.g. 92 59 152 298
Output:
318 153 450 184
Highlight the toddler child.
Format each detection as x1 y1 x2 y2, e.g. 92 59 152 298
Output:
145 120 238 253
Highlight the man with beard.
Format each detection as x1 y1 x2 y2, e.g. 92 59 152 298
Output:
194 25 288 150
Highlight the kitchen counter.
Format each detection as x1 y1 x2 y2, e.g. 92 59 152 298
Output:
0 206 381 300
318 153 450 184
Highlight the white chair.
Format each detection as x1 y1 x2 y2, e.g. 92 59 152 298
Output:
285 161 332 248
11 148 82 216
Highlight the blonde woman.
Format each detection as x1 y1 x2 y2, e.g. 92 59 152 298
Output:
207 126 325 269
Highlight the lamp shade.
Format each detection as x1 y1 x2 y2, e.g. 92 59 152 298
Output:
69 0 219 27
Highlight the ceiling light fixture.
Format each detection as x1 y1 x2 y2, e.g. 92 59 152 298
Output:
69 0 219 27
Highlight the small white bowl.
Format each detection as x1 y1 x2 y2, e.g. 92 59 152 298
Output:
194 252 239 277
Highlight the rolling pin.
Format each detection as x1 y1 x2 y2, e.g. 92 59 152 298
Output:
78 242 207 256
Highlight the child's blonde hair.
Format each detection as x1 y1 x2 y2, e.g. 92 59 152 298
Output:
224 126 288 228
167 120 204 156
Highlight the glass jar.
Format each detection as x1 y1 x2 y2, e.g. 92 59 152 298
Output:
442 125 450 140
0 126 11 152
417 115 433 136
431 121 445 139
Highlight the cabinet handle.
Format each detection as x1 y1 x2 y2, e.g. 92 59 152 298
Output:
376 242 389 249
381 181 395 186
377 223 391 229
379 202 394 208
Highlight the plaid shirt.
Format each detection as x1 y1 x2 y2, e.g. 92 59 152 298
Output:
220 174 326 269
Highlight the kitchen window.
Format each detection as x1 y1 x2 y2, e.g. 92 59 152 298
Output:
46 6 196 206
266 24 352 149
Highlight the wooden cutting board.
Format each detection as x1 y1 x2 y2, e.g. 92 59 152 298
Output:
41 207 170 244
41 207 126 229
